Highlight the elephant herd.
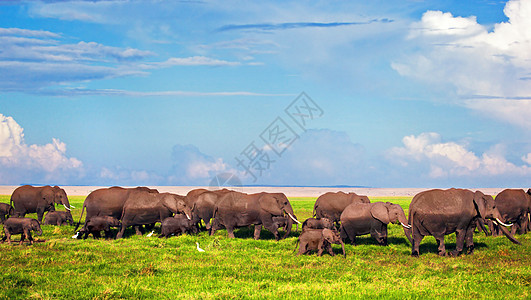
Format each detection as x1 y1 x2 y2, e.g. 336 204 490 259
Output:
1 185 529 257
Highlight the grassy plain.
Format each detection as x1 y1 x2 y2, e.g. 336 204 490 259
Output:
0 195 529 299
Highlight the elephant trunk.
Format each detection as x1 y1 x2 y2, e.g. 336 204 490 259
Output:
492 209 520 245
498 224 521 245
35 227 43 236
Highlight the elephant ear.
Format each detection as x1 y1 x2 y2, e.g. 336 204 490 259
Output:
370 202 390 224
473 191 487 218
42 188 55 205
258 194 283 216
31 219 40 228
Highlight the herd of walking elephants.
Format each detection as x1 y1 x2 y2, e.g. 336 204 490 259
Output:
1 185 529 257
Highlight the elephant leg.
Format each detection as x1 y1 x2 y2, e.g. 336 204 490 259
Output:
451 229 466 257
317 239 325 256
326 243 335 256
135 226 144 235
93 231 102 239
434 233 447 256
37 209 45 223
27 231 34 245
116 224 127 239
253 224 262 240
297 242 306 256
411 225 424 257
465 226 475 255
226 226 236 239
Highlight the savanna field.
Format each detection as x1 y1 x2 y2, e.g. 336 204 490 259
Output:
0 195 530 299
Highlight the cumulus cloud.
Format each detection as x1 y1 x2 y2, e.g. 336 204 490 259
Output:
168 144 240 186
387 132 531 186
392 0 531 129
0 113 83 184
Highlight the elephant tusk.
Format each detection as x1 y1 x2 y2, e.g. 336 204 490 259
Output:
495 218 513 227
69 205 76 209
400 222 411 229
185 213 191 220
63 204 71 211
288 213 301 224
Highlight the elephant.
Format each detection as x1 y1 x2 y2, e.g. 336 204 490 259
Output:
408 189 520 257
1 217 43 245
10 185 72 223
210 191 300 240
339 202 412 246
313 191 370 225
75 186 158 235
116 191 192 239
79 216 121 239
295 228 346 257
0 203 14 224
301 217 334 231
488 189 531 236
159 215 198 238
190 189 232 233
44 211 74 226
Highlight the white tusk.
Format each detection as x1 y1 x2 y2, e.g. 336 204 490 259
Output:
69 205 76 208
186 213 191 220
63 204 71 211
288 213 301 224
400 222 411 229
495 218 513 227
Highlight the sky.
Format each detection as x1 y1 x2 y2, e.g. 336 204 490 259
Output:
0 0 530 188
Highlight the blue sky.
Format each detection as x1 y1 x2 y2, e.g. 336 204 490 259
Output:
0 0 530 188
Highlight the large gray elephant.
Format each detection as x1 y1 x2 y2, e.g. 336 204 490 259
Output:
116 191 192 239
10 185 72 222
313 191 370 225
409 189 520 257
191 189 232 233
339 202 412 246
488 189 531 236
75 186 158 234
211 191 300 240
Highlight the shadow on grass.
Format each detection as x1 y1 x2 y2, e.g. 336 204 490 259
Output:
343 235 411 247
418 241 488 256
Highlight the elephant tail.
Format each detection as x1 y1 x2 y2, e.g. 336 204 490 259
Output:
74 203 86 232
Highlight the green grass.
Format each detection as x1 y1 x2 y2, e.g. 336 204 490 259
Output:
1 195 530 299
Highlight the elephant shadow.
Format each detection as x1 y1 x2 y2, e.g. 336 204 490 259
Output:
230 226 293 240
345 235 411 247
418 241 488 255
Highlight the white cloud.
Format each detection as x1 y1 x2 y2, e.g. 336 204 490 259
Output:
392 0 531 129
0 113 83 184
388 132 531 184
168 144 241 185
141 56 240 68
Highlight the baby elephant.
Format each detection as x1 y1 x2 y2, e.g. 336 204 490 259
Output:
159 214 198 238
1 217 43 245
301 217 334 231
0 203 14 224
295 228 346 257
44 211 74 226
340 202 411 246
81 216 121 239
